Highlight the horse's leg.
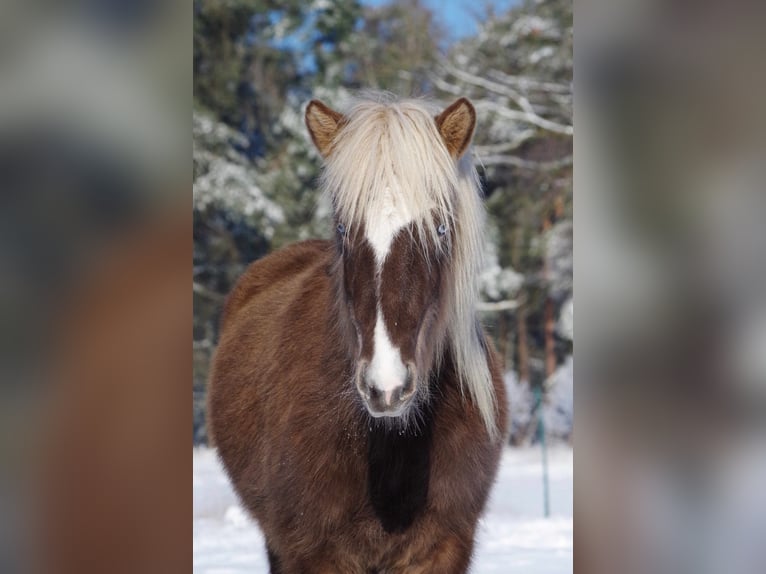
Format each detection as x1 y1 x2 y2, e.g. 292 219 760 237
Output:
393 535 475 574
266 545 283 574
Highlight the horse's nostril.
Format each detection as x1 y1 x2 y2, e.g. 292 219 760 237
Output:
358 362 419 415
360 379 416 417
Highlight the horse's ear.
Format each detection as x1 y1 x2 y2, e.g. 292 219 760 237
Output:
305 100 344 158
435 97 476 159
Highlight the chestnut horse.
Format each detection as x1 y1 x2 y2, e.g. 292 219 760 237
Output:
208 96 508 573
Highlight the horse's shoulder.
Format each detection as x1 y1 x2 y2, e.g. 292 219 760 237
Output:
220 239 334 330
247 239 333 278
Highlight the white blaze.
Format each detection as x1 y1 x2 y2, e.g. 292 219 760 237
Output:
365 186 411 394
365 186 412 264
368 307 408 393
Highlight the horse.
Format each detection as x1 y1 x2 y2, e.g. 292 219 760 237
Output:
208 95 508 573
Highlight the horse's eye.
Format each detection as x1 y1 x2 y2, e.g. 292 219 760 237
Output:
337 223 346 236
437 223 447 236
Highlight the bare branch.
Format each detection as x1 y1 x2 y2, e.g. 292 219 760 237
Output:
477 299 522 312
478 154 573 171
430 74 464 97
439 60 538 116
473 129 536 155
485 69 571 95
475 100 573 136
194 281 225 302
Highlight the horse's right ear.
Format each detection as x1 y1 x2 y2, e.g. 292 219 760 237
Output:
305 100 344 158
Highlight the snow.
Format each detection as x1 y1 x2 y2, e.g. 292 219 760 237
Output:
194 446 573 573
505 370 535 441
529 46 556 65
557 297 573 341
480 237 523 302
192 111 285 231
505 16 560 44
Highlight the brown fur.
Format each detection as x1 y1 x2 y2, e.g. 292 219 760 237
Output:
340 226 378 361
208 238 507 573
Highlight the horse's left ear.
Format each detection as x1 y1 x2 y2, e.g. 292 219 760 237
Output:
435 97 476 159
305 100 345 158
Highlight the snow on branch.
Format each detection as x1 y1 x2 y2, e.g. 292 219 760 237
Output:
473 129 536 155
479 154 573 171
439 60 538 115
474 100 572 136
477 299 522 312
485 69 571 96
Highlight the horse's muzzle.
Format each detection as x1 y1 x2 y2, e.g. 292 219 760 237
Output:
357 366 416 418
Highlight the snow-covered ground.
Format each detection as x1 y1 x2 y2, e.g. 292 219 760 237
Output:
194 446 573 573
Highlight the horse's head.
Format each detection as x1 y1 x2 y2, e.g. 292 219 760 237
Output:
305 97 478 420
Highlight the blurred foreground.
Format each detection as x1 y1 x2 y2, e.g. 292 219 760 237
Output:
576 1 766 573
0 1 190 572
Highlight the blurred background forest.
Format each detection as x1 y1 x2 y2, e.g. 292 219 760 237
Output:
193 0 573 445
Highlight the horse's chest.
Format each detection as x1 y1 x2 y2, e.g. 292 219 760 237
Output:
366 422 433 534
296 424 433 534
